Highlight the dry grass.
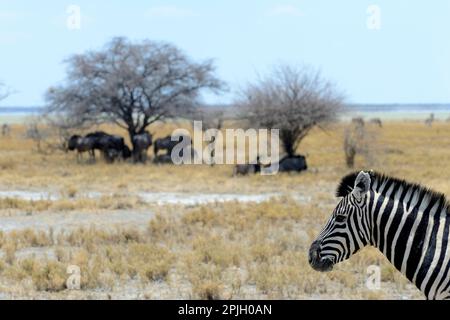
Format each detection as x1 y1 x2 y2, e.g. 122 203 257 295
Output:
0 120 449 299
1 121 450 196
0 198 421 299
0 195 146 214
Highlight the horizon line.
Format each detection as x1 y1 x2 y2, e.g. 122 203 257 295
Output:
2 102 450 109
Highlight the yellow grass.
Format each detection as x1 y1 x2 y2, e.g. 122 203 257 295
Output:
0 120 448 299
1 121 450 195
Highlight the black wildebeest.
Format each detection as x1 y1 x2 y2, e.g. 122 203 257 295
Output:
98 134 130 162
121 145 132 159
85 131 109 149
103 145 131 163
153 154 174 165
85 131 131 162
132 131 152 163
233 163 261 176
68 131 131 163
242 155 307 174
153 135 186 156
277 155 307 172
233 157 261 176
154 135 196 165
261 155 307 174
68 135 96 162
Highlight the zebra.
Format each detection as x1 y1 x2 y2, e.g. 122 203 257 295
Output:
425 113 435 127
1 123 11 137
369 118 383 128
309 170 450 300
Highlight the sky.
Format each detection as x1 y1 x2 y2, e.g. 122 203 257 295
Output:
0 0 450 106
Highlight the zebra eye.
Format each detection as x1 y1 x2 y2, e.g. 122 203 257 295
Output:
335 215 347 223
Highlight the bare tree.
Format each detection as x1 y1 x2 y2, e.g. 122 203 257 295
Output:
45 37 224 153
237 64 344 156
43 109 95 149
25 117 46 153
23 112 89 154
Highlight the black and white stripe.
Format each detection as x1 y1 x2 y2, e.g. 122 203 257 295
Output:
309 171 450 300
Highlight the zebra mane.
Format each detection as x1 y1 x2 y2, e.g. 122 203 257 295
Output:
336 171 450 212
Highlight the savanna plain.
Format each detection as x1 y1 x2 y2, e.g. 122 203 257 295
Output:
0 120 449 299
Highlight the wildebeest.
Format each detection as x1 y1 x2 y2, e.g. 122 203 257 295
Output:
275 155 308 173
68 131 131 163
102 138 131 163
233 157 261 176
99 135 130 162
103 146 131 163
234 155 308 175
153 154 174 165
84 131 131 162
121 145 132 159
233 163 261 176
85 131 109 149
132 131 152 163
68 135 96 162
153 135 188 156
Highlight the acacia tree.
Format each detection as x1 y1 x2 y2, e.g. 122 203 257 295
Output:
45 37 224 152
237 64 344 157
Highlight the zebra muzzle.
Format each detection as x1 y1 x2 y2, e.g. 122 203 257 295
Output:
308 241 334 272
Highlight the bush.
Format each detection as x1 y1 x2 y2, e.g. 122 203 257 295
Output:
32 260 67 291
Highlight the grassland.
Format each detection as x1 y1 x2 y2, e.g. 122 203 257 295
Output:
0 120 449 299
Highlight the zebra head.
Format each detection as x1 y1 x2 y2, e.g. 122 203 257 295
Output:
309 171 372 272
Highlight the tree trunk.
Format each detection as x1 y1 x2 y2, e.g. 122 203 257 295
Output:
281 132 295 157
128 129 139 161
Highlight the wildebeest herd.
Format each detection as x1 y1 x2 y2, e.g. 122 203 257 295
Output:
233 154 308 175
68 131 159 164
68 130 309 174
68 131 132 163
68 131 196 165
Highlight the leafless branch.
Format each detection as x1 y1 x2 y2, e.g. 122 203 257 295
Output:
45 37 225 151
237 64 344 156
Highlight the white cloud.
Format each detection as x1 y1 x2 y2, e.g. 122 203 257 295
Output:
145 5 197 18
267 5 304 17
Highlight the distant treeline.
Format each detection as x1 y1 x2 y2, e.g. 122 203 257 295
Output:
0 106 42 114
3 104 450 116
347 103 450 113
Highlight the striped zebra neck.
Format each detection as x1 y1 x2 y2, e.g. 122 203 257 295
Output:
367 173 450 300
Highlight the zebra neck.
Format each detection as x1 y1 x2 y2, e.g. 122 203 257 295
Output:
368 186 450 299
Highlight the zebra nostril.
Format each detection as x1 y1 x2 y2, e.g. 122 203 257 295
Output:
308 241 322 264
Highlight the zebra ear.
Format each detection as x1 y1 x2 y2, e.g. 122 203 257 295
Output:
352 171 371 200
